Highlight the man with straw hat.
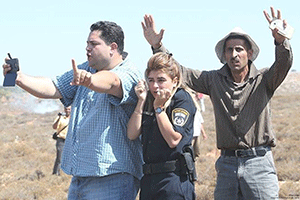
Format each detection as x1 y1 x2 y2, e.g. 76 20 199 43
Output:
142 6 293 200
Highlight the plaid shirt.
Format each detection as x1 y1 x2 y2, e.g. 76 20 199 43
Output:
53 55 143 179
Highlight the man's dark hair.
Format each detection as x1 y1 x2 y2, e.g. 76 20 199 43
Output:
90 21 124 54
225 35 252 51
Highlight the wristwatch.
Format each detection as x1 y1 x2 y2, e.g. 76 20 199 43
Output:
155 107 165 114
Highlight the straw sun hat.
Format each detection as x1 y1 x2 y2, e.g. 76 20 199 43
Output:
215 27 260 64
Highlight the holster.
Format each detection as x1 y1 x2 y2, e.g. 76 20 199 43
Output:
180 145 197 182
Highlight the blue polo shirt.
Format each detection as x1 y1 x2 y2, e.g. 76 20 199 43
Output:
53 55 143 179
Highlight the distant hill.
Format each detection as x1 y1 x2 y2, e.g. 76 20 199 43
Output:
275 72 300 95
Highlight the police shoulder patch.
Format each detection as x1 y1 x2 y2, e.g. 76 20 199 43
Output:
172 108 190 127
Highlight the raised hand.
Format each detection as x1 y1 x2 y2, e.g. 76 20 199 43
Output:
263 7 286 44
141 14 165 49
134 80 148 101
70 59 92 87
153 88 171 109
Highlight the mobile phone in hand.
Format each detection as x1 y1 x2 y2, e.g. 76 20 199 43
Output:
269 19 294 40
3 53 19 87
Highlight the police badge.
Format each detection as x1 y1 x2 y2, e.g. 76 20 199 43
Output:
172 108 190 127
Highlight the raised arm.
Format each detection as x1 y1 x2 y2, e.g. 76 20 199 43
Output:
142 14 165 49
17 73 62 99
141 14 205 94
263 6 287 45
70 59 123 98
2 57 62 99
263 7 293 91
127 80 147 140
154 88 183 148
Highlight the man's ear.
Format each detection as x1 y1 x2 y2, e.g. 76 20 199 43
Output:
110 42 118 55
247 49 253 60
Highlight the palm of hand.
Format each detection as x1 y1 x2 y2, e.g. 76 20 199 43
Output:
142 14 164 48
143 28 161 47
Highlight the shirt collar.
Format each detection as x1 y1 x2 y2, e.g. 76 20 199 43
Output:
217 60 260 82
113 51 129 70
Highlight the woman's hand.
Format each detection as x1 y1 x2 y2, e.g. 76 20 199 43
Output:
135 80 148 101
153 88 171 109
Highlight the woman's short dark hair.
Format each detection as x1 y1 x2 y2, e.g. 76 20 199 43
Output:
90 21 124 54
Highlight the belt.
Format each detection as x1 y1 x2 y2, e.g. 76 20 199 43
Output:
143 160 181 175
221 146 271 157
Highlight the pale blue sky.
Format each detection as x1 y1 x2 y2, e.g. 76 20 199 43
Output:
0 0 299 85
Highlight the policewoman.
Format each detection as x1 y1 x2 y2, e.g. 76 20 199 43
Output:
127 52 197 200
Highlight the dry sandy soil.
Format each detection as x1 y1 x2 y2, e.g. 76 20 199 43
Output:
0 72 299 200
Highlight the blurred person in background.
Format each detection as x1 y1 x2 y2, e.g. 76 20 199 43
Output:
142 6 293 200
195 92 205 112
2 20 142 200
191 92 207 180
192 102 207 159
52 106 71 176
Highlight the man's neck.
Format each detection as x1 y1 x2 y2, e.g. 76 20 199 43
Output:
105 54 123 70
230 66 249 83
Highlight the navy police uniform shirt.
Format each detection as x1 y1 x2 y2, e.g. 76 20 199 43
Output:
141 88 196 164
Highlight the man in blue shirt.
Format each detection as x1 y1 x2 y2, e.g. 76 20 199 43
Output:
3 21 143 199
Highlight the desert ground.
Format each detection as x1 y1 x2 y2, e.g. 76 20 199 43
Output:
0 72 299 200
